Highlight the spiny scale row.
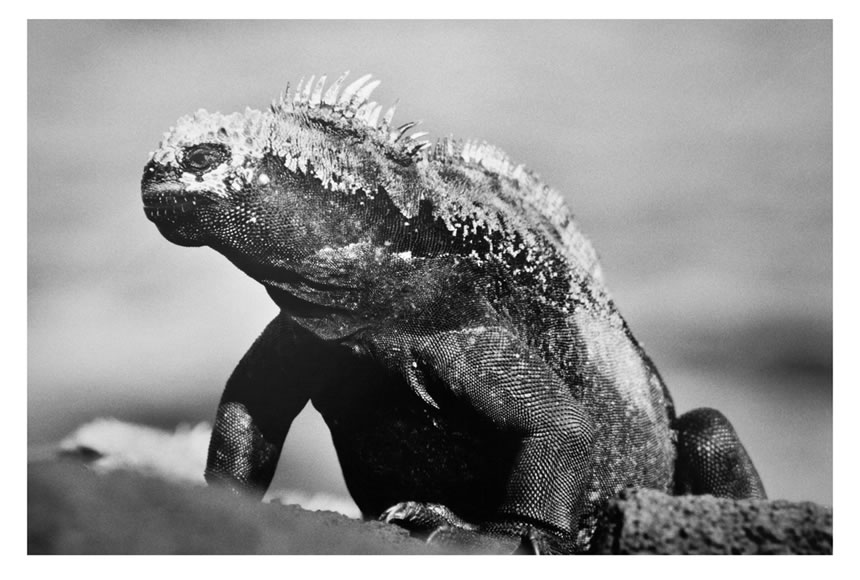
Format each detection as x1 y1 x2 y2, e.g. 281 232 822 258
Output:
273 72 432 153
273 73 535 174
432 137 530 184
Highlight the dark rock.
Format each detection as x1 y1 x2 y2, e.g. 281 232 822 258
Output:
588 488 832 555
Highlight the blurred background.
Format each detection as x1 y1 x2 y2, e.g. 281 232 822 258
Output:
28 20 831 508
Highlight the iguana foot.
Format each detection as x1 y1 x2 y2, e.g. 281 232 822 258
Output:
380 501 573 554
381 501 511 552
380 501 477 534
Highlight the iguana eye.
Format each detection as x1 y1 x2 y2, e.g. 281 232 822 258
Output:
183 144 227 173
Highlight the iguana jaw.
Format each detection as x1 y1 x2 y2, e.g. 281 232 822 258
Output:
141 182 216 222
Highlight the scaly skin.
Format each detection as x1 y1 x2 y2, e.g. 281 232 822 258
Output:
141 73 766 553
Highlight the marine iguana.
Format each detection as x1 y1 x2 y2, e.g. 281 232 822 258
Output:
141 72 766 554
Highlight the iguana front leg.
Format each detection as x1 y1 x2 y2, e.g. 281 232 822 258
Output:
377 325 595 553
204 313 317 498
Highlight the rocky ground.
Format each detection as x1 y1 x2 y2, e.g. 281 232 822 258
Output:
28 460 831 555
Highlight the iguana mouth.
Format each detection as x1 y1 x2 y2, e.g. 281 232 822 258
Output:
142 187 216 221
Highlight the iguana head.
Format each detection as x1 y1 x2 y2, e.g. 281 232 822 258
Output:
141 108 271 249
141 74 436 303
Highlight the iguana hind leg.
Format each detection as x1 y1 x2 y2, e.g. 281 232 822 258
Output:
673 407 766 499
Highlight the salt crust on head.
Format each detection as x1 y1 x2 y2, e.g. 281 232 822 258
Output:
150 108 268 168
